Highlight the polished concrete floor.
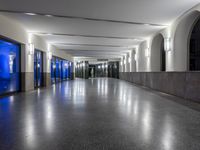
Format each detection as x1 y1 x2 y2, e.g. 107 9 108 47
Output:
0 78 200 150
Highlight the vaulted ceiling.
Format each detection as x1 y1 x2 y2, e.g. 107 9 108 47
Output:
0 0 199 59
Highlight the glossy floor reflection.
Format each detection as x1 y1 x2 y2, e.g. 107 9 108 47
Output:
0 78 200 150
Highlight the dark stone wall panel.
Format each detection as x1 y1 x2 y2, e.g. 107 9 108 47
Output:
119 72 200 102
185 72 200 102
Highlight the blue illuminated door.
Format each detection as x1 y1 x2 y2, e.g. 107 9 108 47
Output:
69 62 73 79
61 60 69 81
51 57 56 84
34 50 43 88
0 39 20 95
55 58 61 82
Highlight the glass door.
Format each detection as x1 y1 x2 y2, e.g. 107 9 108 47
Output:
51 56 56 84
0 39 20 95
34 50 43 88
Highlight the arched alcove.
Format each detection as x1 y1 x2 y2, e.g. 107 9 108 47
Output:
189 16 200 71
173 11 200 71
150 33 165 71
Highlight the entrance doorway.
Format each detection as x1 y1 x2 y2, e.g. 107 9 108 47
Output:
161 39 165 71
151 34 165 71
34 50 43 88
189 16 200 71
0 39 20 95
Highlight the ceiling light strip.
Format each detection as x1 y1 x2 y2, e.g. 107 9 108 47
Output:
54 43 127 47
60 49 131 52
0 10 168 27
30 32 143 40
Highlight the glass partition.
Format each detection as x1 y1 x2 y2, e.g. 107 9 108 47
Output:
51 57 56 84
0 39 20 95
34 50 43 88
51 56 72 84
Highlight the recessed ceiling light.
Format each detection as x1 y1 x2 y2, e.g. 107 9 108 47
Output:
25 13 37 16
46 33 53 36
45 15 53 17
144 23 151 26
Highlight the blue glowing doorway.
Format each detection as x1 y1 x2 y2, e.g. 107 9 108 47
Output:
0 39 20 95
34 50 43 88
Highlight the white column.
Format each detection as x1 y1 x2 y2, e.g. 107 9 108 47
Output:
131 50 137 72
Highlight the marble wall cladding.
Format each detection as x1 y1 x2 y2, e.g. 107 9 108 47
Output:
43 73 51 87
21 72 34 91
71 72 75 80
119 72 200 102
185 72 200 102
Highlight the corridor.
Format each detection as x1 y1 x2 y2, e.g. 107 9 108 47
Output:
0 78 200 150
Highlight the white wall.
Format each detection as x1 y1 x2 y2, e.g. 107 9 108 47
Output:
131 49 136 72
137 41 150 72
121 4 200 73
150 34 163 71
0 14 73 74
126 53 130 72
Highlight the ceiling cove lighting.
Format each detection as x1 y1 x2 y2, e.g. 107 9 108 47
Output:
45 15 53 17
25 13 37 16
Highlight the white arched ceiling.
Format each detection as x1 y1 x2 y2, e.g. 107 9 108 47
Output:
0 0 199 60
173 11 200 71
150 34 164 71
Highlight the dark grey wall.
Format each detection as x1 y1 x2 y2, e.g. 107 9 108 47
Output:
119 72 200 102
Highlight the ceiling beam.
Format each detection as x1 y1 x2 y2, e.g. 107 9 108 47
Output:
54 43 129 48
0 9 168 27
30 32 143 40
60 49 131 52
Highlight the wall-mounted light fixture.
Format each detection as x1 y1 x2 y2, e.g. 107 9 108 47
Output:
102 64 105 69
145 48 150 57
128 57 131 63
28 43 34 55
98 65 101 69
164 38 172 52
47 51 52 60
